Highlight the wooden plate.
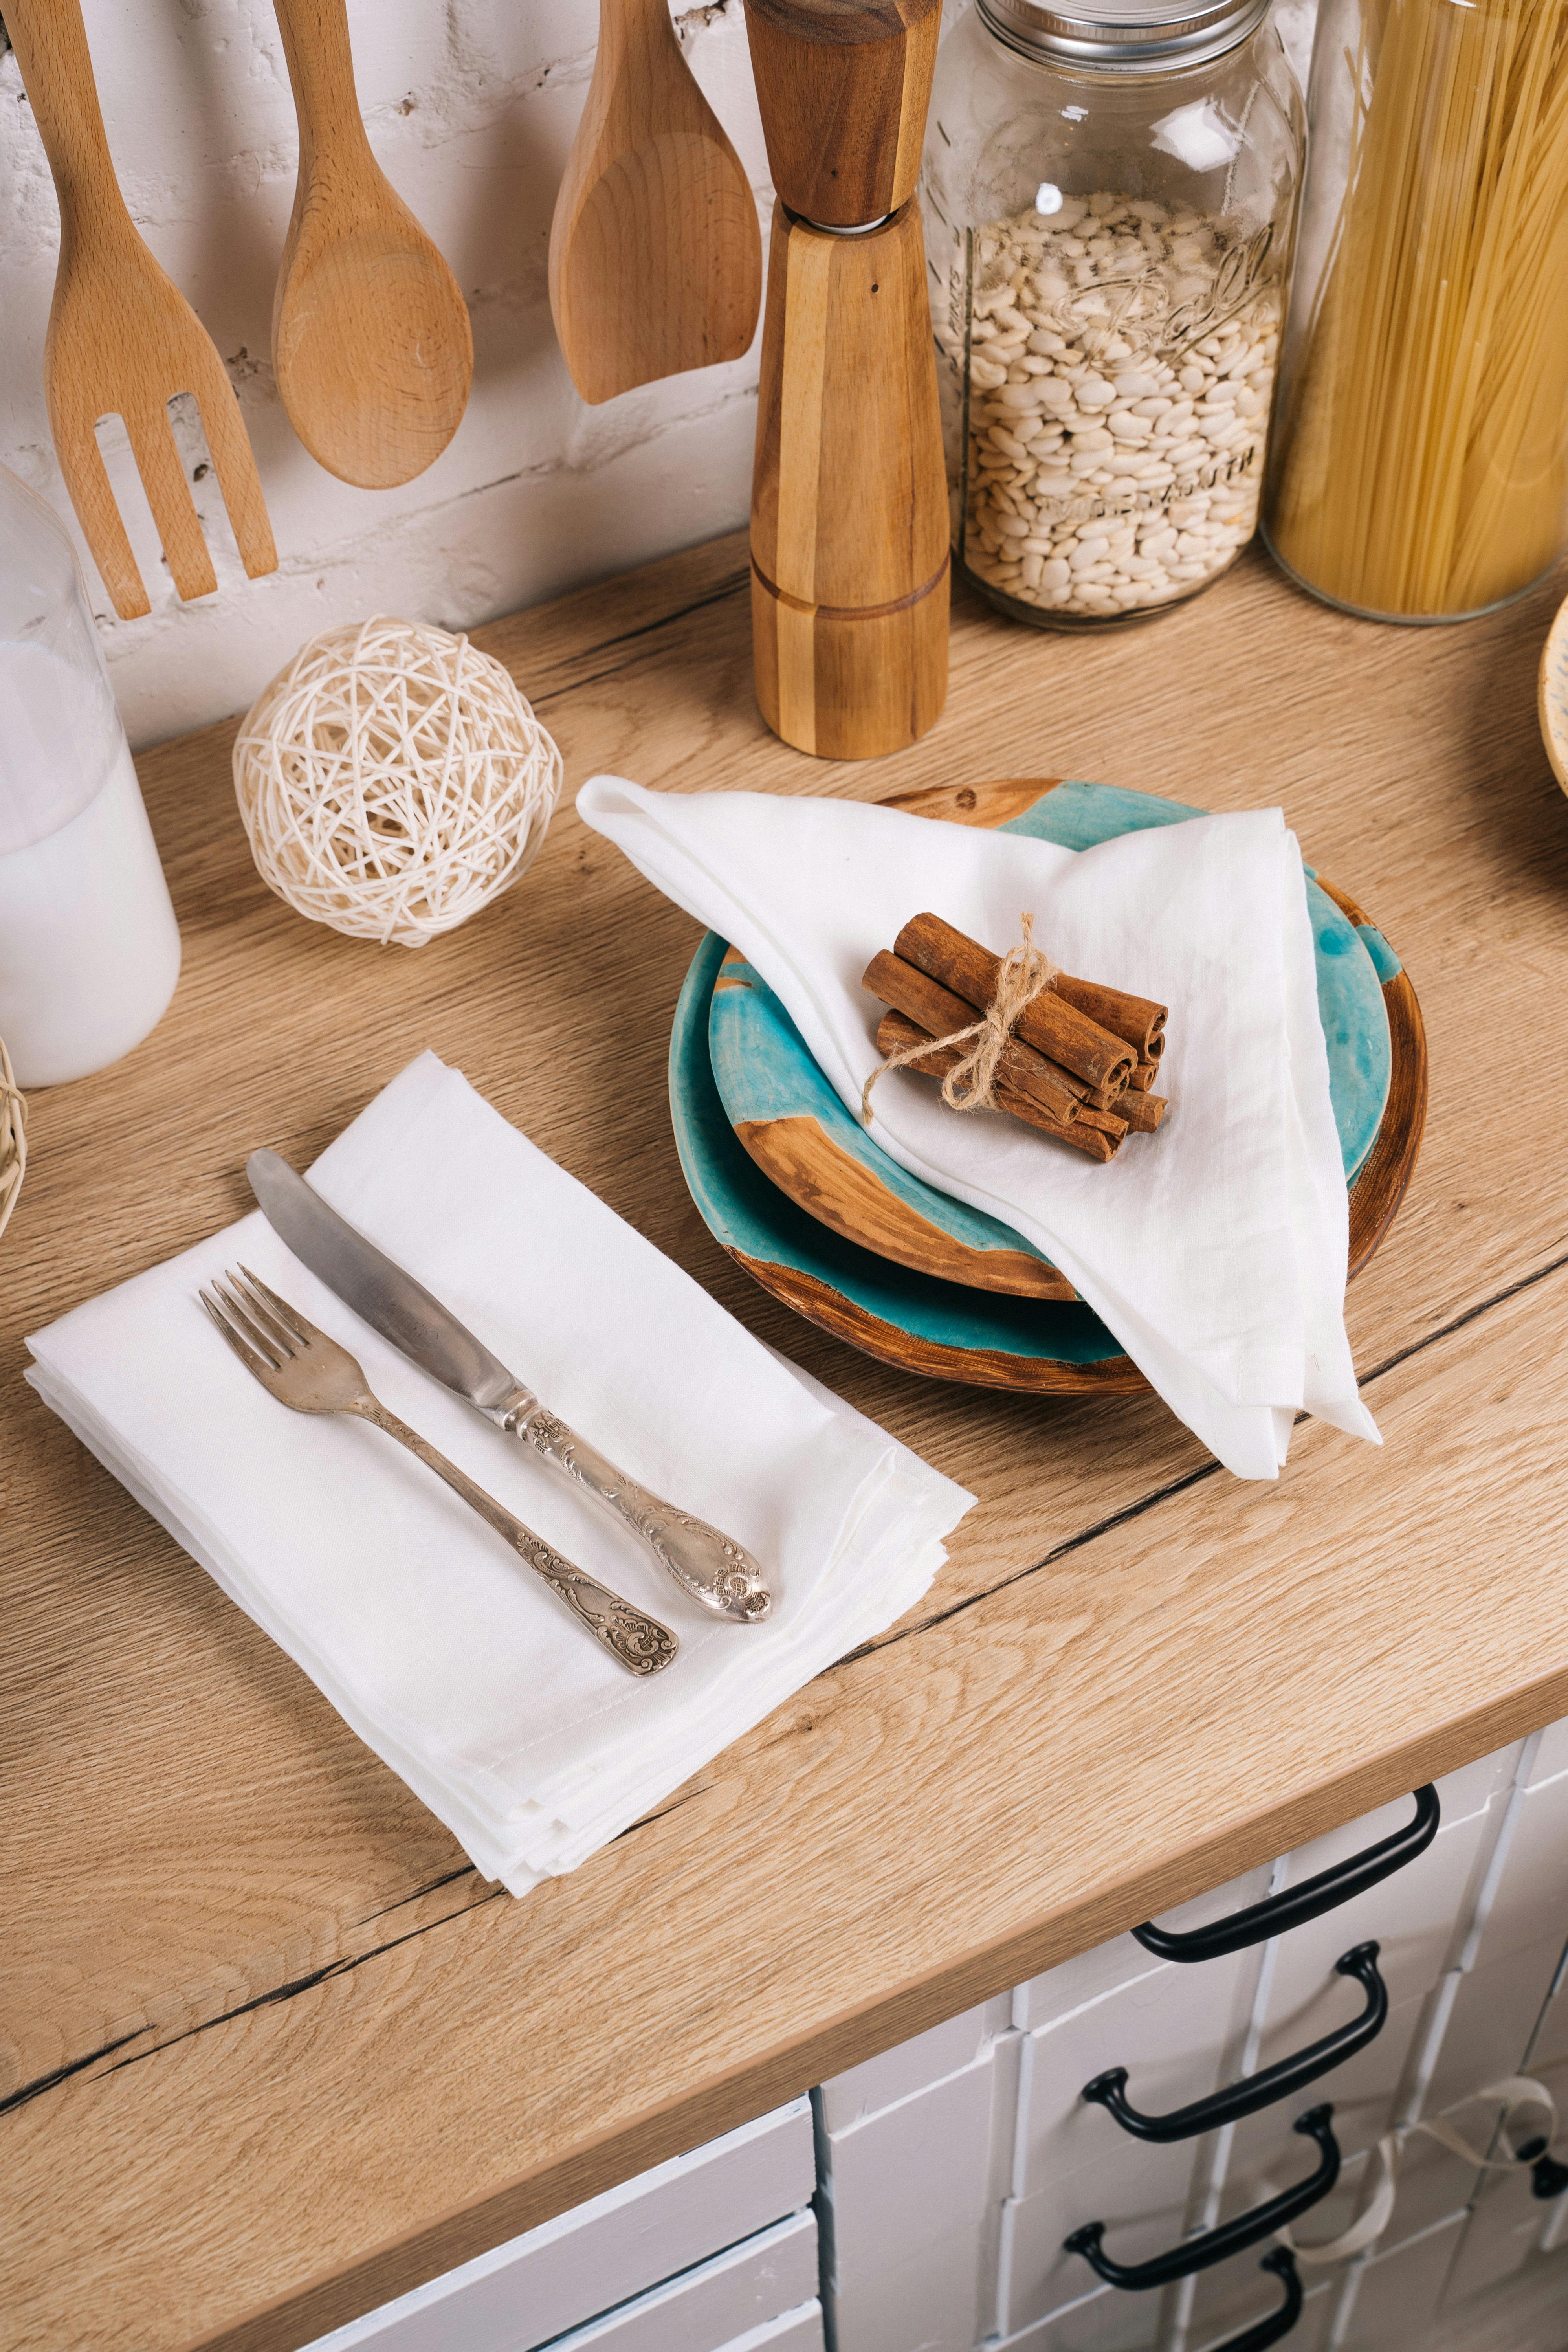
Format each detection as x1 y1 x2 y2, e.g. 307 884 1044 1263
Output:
669 779 1428 1394
710 945 1075 1301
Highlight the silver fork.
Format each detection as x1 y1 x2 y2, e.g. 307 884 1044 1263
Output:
200 1268 678 1678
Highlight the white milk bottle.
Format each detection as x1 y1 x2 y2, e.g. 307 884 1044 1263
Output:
0 466 181 1086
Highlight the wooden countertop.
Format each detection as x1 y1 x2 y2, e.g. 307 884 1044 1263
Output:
6 536 1568 2352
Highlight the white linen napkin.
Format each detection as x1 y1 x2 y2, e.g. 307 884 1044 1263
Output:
25 1052 972 1892
576 780 1381 1481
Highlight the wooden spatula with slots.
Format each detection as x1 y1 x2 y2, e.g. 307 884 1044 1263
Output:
268 0 473 487
549 0 761 404
4 0 277 621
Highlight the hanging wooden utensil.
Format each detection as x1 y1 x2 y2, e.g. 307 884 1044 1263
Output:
549 0 762 405
4 0 277 621
744 0 947 760
269 0 473 488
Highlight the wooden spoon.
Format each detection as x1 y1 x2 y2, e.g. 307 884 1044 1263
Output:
549 0 762 405
4 0 277 619
269 0 473 488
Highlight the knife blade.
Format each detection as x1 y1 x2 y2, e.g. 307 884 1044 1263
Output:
246 1148 772 1622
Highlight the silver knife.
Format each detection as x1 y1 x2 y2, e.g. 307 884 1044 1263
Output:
246 1149 772 1623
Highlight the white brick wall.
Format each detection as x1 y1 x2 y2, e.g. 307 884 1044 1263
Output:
0 0 772 746
0 0 1319 751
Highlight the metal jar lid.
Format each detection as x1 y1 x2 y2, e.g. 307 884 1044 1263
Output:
975 0 1273 70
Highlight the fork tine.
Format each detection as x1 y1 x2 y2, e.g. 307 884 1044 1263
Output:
125 399 217 603
236 1267 323 1351
212 1274 290 1367
200 1286 278 1380
49 407 152 620
189 381 278 583
227 1270 303 1364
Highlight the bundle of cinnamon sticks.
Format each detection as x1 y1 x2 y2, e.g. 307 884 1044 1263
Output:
862 913 1169 1163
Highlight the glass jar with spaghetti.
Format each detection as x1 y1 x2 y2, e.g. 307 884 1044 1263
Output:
921 0 1304 627
1264 0 1568 623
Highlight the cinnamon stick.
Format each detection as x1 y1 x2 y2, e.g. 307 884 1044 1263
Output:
875 1011 1117 1161
861 951 1083 1125
1051 973 1168 1060
1112 1086 1166 1132
894 913 1136 1095
1130 1059 1160 1092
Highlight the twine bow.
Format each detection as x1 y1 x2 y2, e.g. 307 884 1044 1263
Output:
861 912 1058 1125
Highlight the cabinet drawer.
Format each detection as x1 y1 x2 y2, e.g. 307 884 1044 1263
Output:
824 2042 1008 2352
1187 2262 1337 2352
1002 1948 1262 2334
1453 1764 1568 1982
992 2278 1150 2351
1179 2139 1370 2348
1209 1764 1511 2227
545 2213 819 2350
303 2098 815 2352
729 2311 827 2352
1335 2213 1466 2349
1423 1932 1568 2117
1015 1866 1272 2033
1442 2159 1552 2306
1243 1770 1507 2093
819 1999 1003 2132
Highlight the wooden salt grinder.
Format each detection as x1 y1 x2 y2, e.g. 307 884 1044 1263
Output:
744 0 948 760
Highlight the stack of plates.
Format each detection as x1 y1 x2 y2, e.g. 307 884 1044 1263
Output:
668 778 1427 1394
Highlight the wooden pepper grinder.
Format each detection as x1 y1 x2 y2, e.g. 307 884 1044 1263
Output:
744 0 948 760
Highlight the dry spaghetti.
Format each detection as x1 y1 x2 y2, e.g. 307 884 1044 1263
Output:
1266 0 1568 619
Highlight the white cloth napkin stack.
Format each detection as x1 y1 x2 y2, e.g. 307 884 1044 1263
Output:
25 1053 973 1893
577 779 1381 1481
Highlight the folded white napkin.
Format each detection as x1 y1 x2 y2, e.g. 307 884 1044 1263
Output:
25 1053 972 1892
577 780 1381 1481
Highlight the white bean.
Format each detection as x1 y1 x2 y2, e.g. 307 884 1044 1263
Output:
958 193 1281 617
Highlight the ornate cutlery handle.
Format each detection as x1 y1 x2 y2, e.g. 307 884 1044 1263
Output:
361 1403 677 1676
493 1399 772 1623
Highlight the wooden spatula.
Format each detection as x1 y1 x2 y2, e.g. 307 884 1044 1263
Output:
269 0 473 488
4 0 277 621
549 0 762 405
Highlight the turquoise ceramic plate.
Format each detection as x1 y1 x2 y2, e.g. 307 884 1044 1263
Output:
670 780 1427 1394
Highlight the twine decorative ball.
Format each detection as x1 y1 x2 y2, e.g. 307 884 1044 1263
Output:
0 1036 26 1248
232 616 563 947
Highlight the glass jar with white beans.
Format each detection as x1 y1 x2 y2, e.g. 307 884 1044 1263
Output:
922 0 1303 627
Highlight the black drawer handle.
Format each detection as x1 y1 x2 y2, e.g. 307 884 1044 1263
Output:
1133 1787 1440 1961
1208 2250 1303 2350
1064 2104 1341 2290
1083 1943 1388 2142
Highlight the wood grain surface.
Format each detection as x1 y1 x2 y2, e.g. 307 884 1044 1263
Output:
733 1111 1078 1299
547 0 761 405
751 201 948 756
268 0 472 489
742 0 941 227
4 532 1568 2351
4 0 277 618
